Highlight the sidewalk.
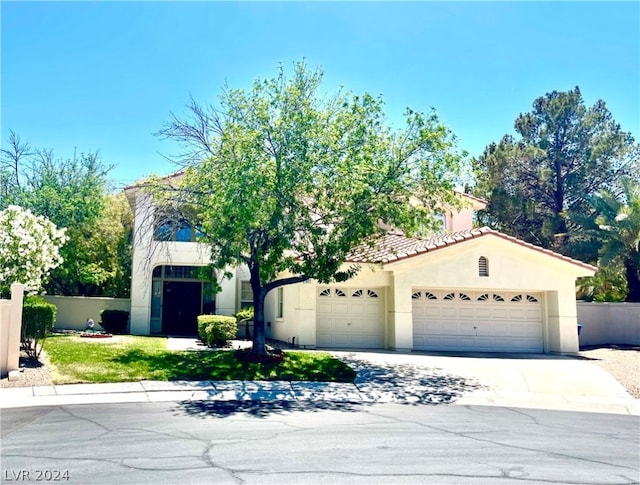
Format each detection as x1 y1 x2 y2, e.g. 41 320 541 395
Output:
0 380 366 409
2 378 639 415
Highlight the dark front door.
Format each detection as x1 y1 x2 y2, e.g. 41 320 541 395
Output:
162 282 202 336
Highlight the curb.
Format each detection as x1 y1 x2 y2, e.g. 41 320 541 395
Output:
2 380 639 416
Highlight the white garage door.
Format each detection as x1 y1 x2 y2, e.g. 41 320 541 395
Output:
412 290 543 353
317 287 385 348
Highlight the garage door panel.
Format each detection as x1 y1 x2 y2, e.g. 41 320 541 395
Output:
475 307 493 319
457 322 477 335
317 301 334 313
423 307 442 318
458 307 475 318
413 289 543 353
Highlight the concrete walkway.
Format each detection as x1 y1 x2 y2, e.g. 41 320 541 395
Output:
1 339 638 415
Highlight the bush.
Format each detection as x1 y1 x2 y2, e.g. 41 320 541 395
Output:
21 296 56 359
100 309 130 334
234 307 254 339
197 315 237 347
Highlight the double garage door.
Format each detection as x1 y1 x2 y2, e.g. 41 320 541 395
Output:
315 287 543 352
316 287 385 348
412 289 543 353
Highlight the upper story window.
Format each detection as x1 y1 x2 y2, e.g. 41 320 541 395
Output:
154 219 203 242
414 211 447 237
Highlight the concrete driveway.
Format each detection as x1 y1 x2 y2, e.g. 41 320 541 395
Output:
330 349 639 415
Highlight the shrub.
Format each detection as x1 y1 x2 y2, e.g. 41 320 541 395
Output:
100 309 130 334
197 315 237 347
234 307 254 323
21 296 56 359
234 307 254 339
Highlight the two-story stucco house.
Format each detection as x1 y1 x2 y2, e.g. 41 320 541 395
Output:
125 177 596 354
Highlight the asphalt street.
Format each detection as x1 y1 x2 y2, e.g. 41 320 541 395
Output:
2 401 638 485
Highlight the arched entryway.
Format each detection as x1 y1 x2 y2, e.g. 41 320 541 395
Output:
151 265 215 336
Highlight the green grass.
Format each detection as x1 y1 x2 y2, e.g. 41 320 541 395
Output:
43 334 356 384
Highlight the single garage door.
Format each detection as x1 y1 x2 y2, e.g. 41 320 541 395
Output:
317 287 385 348
412 289 543 353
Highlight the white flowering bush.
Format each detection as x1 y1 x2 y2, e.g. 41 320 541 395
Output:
0 205 68 296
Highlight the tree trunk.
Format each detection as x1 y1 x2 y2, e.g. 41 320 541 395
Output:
625 255 640 302
251 290 267 355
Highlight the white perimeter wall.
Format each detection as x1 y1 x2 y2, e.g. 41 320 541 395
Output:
44 296 131 331
577 302 640 347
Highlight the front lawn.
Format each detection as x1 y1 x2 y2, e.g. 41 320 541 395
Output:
43 335 356 384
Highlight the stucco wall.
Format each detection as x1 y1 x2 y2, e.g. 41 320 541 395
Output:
44 296 131 331
577 302 640 347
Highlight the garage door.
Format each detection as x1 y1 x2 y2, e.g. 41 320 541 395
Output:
412 290 543 352
317 287 385 348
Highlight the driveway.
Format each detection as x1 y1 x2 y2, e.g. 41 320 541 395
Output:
330 349 639 415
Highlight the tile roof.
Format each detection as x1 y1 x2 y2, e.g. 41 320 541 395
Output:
346 227 598 272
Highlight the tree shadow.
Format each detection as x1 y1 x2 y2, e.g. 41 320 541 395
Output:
341 353 486 404
173 353 486 419
176 399 370 418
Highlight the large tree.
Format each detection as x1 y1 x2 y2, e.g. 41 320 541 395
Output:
0 131 131 296
154 62 465 355
473 87 638 251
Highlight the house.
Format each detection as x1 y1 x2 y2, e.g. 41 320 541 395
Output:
125 178 596 354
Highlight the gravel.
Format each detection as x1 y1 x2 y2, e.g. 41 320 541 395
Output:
578 345 640 399
3 346 639 399
0 350 53 388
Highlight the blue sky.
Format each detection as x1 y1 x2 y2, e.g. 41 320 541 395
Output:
2 1 638 190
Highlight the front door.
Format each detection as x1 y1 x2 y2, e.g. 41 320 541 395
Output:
162 281 202 336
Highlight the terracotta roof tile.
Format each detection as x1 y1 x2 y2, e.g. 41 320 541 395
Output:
346 227 597 272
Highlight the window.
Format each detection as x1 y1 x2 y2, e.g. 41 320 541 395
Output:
459 293 471 301
154 218 203 242
479 256 489 277
412 291 422 300
319 288 331 297
276 287 284 319
367 290 379 298
151 280 162 318
240 281 253 309
352 289 364 298
335 289 346 297
444 293 456 300
153 265 204 280
526 295 538 303
425 292 437 300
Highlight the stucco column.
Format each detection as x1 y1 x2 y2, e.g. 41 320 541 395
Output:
7 283 25 372
545 283 580 354
129 192 154 335
297 282 317 348
388 274 413 351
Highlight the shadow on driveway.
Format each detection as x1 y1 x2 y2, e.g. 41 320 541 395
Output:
175 353 486 419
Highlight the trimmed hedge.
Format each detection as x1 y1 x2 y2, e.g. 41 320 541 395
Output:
22 296 56 359
198 315 237 347
100 309 130 334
